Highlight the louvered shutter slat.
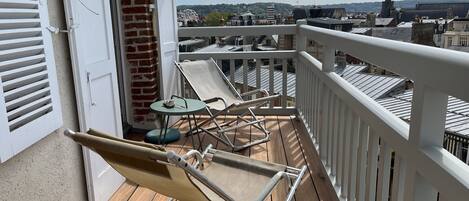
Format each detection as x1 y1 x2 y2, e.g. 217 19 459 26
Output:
0 0 62 163
0 28 42 40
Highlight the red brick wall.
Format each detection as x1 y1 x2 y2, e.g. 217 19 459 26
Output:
122 0 159 124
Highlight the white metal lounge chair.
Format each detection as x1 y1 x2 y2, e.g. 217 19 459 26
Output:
64 129 307 201
175 59 281 151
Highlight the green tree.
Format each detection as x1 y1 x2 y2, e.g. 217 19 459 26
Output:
205 12 232 26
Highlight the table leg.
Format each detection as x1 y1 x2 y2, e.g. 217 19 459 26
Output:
159 115 170 144
192 114 203 151
187 114 196 150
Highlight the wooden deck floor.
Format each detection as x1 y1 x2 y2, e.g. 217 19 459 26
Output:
110 115 338 201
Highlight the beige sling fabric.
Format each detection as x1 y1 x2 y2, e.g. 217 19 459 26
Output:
177 59 242 111
195 150 288 201
68 129 210 201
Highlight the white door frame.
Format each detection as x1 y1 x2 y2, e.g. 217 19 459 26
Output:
64 0 125 200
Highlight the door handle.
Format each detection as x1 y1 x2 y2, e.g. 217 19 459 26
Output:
86 71 96 106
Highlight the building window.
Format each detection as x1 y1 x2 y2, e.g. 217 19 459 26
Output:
460 36 468 47
447 37 453 46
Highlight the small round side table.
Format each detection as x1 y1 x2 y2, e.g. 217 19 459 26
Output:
145 96 206 150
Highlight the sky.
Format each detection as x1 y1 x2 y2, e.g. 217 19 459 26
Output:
176 0 386 6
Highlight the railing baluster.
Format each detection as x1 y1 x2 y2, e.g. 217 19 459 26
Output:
331 98 340 178
356 120 369 201
282 59 288 108
337 103 346 187
320 87 330 161
255 59 261 99
327 92 335 169
269 58 274 107
242 59 248 94
366 130 379 201
229 59 235 84
391 155 406 201
347 113 360 200
377 142 392 201
312 75 318 143
341 109 353 197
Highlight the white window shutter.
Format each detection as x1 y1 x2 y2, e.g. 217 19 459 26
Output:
0 0 62 163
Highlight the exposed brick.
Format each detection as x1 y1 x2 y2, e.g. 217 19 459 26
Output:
122 0 131 5
132 102 143 107
123 1 159 124
134 108 150 115
143 102 153 107
125 31 137 37
131 88 142 94
123 15 133 21
135 0 152 5
142 87 157 94
138 67 156 73
135 15 152 21
124 22 151 29
132 94 158 101
127 52 152 60
122 7 147 14
126 46 136 52
132 81 155 88
129 61 139 66
134 115 145 122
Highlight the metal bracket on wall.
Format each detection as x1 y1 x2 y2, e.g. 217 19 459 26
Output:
47 24 79 34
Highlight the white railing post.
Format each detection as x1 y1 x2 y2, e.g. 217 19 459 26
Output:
296 20 307 52
405 83 448 201
296 19 307 116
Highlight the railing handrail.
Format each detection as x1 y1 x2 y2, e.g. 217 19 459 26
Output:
178 24 296 37
299 24 469 102
299 51 469 201
179 50 296 60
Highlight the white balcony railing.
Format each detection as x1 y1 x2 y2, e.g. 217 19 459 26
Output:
178 21 469 201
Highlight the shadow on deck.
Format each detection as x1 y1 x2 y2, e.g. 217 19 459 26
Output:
110 115 338 201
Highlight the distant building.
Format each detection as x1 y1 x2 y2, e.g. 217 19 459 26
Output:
443 18 469 53
292 8 307 22
266 4 276 24
306 18 353 32
309 7 346 19
400 2 469 22
372 27 412 43
380 0 399 20
411 22 436 46
177 9 200 27
306 18 353 62
375 18 397 27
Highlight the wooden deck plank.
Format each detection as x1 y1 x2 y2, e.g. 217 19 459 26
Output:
290 116 340 201
109 180 138 201
278 116 320 201
249 116 272 201
128 187 156 201
265 116 290 201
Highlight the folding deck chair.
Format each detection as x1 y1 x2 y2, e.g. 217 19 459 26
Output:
64 129 307 201
175 59 281 151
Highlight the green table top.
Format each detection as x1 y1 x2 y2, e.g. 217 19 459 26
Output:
150 98 206 115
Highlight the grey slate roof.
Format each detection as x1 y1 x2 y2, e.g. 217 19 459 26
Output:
336 65 406 99
231 66 296 98
375 18 394 26
229 64 404 100
372 27 412 43
378 90 469 136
